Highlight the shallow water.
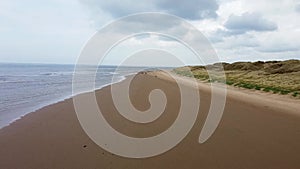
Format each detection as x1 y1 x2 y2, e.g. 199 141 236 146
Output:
0 63 150 128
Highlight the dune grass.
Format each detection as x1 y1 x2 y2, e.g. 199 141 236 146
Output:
173 60 300 98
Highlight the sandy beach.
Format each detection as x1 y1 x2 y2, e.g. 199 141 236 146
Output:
0 71 299 169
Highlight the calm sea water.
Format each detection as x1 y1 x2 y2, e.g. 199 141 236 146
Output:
0 63 149 128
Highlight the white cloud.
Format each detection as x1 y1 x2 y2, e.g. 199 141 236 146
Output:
0 0 95 64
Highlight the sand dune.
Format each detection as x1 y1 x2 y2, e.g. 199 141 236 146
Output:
174 60 300 98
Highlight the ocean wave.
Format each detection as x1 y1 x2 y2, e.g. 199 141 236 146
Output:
39 72 74 76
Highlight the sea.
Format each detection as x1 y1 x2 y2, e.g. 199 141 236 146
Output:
0 63 158 129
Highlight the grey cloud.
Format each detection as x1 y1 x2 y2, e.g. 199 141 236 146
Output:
80 0 155 18
208 28 249 43
80 0 219 20
100 14 185 35
88 12 210 51
296 4 300 13
207 29 226 43
97 13 209 46
210 31 259 48
257 46 299 53
209 12 278 42
255 40 300 53
156 0 219 19
224 12 278 34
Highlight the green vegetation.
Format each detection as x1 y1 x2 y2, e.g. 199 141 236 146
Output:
292 92 299 97
173 60 300 98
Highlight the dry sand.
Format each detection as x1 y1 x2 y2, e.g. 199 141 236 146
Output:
0 71 299 169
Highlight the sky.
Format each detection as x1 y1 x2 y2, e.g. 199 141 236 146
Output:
0 0 299 65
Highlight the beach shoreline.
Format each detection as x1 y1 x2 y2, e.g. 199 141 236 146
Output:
0 71 299 169
0 73 129 130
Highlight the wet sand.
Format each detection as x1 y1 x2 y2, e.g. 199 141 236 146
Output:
0 71 299 169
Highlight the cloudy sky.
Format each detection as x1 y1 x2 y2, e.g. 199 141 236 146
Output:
0 0 299 65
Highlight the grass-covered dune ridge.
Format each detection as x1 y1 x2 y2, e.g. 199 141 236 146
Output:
173 60 300 98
